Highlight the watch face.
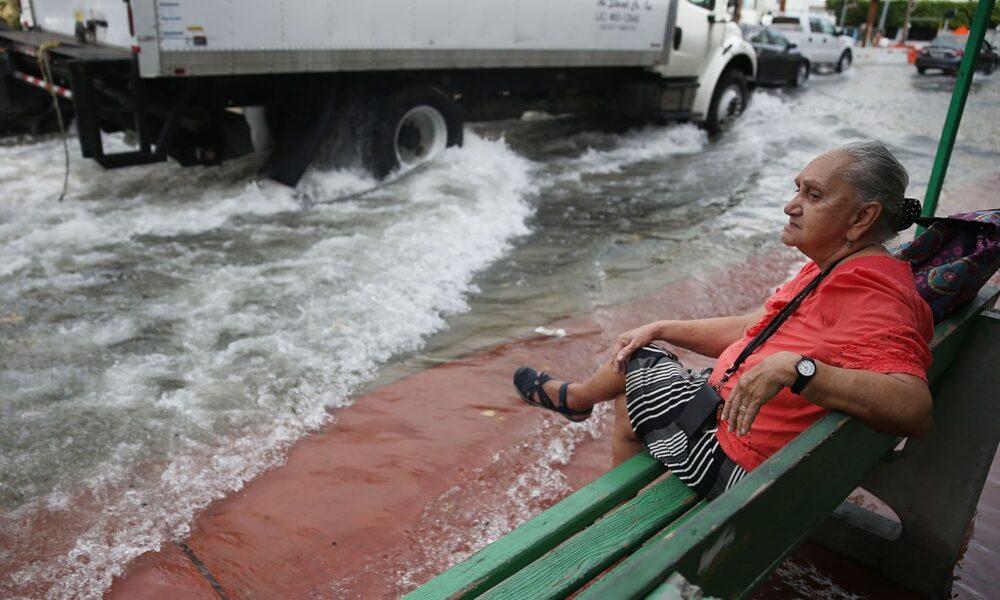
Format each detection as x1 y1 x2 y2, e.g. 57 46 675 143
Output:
797 359 816 377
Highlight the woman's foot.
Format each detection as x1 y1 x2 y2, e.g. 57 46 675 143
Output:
513 367 592 422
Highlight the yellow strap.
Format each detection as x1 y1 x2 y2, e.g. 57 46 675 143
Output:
34 39 71 201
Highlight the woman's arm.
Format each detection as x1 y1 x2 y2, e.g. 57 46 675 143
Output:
721 351 932 437
612 306 765 373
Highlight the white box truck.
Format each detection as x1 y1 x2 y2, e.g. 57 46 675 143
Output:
0 0 755 185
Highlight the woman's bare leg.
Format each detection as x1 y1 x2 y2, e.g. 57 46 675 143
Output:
613 393 642 465
532 359 641 464
536 360 626 414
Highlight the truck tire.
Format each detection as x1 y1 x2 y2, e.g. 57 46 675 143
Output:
705 70 748 135
835 51 852 73
366 85 463 179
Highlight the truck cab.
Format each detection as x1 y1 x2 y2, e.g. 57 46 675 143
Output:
656 0 756 133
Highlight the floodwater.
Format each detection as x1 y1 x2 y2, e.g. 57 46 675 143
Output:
1 62 998 599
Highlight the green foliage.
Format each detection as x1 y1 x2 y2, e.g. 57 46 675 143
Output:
824 0 1000 29
0 0 20 29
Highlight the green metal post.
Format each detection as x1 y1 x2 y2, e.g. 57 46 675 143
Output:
918 0 997 235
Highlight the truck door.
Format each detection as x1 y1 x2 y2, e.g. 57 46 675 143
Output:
748 28 782 83
669 0 722 77
809 16 836 63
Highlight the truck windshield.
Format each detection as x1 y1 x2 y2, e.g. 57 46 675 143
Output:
770 17 800 30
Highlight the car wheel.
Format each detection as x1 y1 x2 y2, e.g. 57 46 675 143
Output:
365 85 463 179
790 61 810 87
917 67 927 75
705 70 749 135
835 50 852 73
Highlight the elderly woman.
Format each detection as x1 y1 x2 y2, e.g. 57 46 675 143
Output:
513 141 933 498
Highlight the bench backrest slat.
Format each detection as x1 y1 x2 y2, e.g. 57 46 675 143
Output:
480 476 698 599
403 451 666 599
577 411 885 599
588 497 711 595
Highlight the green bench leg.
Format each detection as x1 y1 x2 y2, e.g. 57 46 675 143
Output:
810 311 1000 598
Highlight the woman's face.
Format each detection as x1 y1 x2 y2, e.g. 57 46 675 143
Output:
782 152 863 260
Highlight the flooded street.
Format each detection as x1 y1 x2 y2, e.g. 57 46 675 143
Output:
1 62 998 599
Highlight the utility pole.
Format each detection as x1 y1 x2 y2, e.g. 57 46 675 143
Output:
943 8 955 32
877 0 891 41
864 0 879 46
902 0 915 42
840 1 858 31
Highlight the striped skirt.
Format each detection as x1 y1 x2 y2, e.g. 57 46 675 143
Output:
625 345 748 498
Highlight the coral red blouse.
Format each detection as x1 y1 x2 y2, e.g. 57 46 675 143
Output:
711 255 934 471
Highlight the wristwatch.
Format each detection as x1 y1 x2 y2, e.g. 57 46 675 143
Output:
791 356 817 395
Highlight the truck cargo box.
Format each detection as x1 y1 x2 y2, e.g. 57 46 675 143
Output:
24 0 674 77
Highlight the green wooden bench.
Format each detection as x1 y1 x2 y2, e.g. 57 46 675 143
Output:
407 286 1000 600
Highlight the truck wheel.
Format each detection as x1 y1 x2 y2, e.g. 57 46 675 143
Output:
705 70 748 135
835 51 852 73
367 85 463 178
917 67 927 75
790 62 810 87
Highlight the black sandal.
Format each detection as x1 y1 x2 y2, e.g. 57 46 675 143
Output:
513 367 592 422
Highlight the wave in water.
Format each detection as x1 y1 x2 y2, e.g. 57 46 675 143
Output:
0 131 534 599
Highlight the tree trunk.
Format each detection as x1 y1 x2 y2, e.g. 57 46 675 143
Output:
864 0 879 47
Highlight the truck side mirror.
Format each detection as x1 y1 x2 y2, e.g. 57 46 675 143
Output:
787 41 798 51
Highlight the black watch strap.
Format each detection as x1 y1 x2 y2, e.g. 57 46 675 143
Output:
791 356 817 395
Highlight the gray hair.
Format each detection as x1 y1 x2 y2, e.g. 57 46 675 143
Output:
837 141 918 240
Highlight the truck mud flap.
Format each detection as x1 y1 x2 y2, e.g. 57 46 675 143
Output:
261 79 340 188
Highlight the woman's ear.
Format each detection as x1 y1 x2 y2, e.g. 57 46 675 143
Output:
851 200 883 240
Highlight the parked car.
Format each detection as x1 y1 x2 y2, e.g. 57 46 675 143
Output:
768 13 854 72
915 34 999 75
741 25 810 87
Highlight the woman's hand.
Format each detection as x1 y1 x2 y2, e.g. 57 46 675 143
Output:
720 351 799 436
612 322 663 374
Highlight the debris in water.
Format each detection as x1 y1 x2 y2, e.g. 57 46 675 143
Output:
533 326 566 338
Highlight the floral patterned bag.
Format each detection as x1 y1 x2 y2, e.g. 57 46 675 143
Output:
894 209 1000 323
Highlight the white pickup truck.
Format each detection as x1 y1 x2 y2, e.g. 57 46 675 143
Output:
1 0 755 185
769 13 854 73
